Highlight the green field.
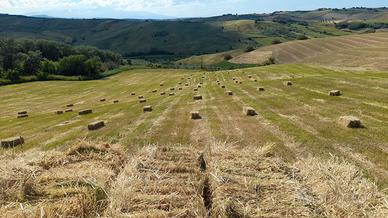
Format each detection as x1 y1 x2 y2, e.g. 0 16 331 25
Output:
1 64 388 216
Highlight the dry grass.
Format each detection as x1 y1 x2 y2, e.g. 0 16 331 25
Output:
295 156 388 217
105 145 207 217
208 142 316 217
0 140 126 218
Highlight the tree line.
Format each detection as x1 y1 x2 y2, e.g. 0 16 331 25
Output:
0 38 125 83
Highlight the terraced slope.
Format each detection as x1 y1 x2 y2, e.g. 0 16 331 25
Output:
1 65 387 216
231 33 388 70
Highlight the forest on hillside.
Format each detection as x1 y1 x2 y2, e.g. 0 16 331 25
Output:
0 39 124 85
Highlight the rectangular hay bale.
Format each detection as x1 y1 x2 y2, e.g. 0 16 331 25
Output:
191 111 202 120
244 107 257 116
79 109 92 115
193 95 203 100
139 99 147 103
329 90 341 96
1 136 24 148
338 116 362 128
88 121 105 131
143 106 153 112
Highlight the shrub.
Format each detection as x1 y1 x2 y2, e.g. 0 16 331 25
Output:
223 54 233 61
244 46 255 52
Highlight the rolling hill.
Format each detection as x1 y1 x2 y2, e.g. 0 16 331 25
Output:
4 7 387 59
230 32 388 70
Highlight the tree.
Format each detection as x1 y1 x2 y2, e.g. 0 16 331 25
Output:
59 55 86 76
5 69 20 82
0 39 19 71
41 59 58 75
84 57 102 78
22 51 42 75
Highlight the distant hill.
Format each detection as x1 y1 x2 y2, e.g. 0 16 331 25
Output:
230 32 388 70
1 8 387 60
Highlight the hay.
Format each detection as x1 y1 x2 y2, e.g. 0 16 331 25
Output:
131 92 136 96
232 77 236 81
226 91 233 95
160 92 166 96
194 88 198 91
338 116 363 128
191 111 202 120
235 81 239 84
221 85 225 88
88 121 105 131
209 143 318 217
170 87 175 91
258 87 265 91
1 136 24 148
169 93 175 96
244 107 257 116
198 85 202 88
143 106 153 112
178 82 182 85
56 110 64 115
79 109 92 115
66 104 74 107
65 109 73 113
178 87 183 90
152 90 157 93
185 83 189 86
253 79 258 82
248 75 252 78
284 81 293 86
100 98 106 102
239 81 243 84
160 83 164 86
193 95 203 100
105 146 206 217
113 100 119 103
17 114 28 118
139 99 147 103
18 111 27 115
138 95 144 99
329 90 341 96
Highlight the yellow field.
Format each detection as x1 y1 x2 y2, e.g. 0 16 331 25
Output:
1 65 387 217
232 32 388 70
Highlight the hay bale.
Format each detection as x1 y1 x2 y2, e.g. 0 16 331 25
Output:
253 79 258 82
65 109 73 113
244 107 257 116
199 82 203 85
152 90 157 93
329 90 342 96
160 92 166 95
232 77 236 81
139 99 147 103
113 100 119 103
338 116 362 128
178 82 182 85
131 92 136 96
258 87 265 91
138 95 144 99
79 109 92 115
88 121 105 131
1 136 24 148
235 81 239 84
226 91 233 95
185 83 189 86
160 83 164 86
248 75 252 78
143 106 153 112
66 104 74 107
169 93 175 96
191 111 202 120
221 85 226 88
193 95 203 100
284 81 293 86
17 111 27 115
239 81 243 84
18 114 28 118
170 87 175 91
55 110 64 115
100 98 106 102
194 88 198 91
198 85 202 88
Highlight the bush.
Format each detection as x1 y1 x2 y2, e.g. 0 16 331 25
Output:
244 46 255 52
272 39 282 45
223 54 233 61
297 35 309 40
5 69 20 82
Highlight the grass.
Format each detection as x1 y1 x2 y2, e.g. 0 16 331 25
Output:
0 64 387 216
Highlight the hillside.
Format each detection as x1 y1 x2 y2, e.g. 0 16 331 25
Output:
4 8 385 59
1 65 388 216
231 32 388 70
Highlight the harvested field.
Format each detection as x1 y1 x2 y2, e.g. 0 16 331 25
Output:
0 66 387 216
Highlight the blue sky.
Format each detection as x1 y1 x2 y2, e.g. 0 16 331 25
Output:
0 0 387 18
